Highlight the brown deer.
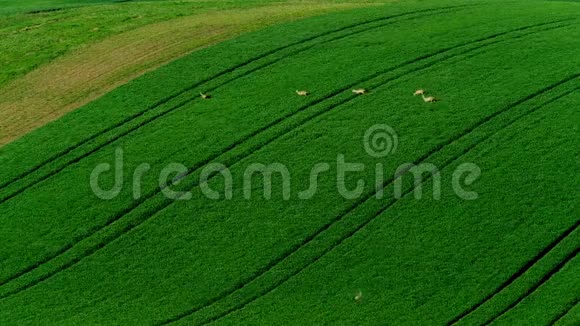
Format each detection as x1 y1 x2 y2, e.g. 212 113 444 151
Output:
414 89 426 96
422 94 438 103
354 290 363 302
352 88 368 95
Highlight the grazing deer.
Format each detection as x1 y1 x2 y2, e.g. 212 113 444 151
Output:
422 94 438 103
414 89 426 96
354 290 363 303
352 88 368 95
296 90 309 96
200 92 211 99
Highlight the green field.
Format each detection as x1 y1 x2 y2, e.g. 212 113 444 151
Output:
0 0 578 324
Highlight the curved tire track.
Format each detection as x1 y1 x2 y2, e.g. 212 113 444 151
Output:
548 298 580 326
159 79 579 325
448 222 580 324
0 20 573 301
482 248 579 325
0 5 471 202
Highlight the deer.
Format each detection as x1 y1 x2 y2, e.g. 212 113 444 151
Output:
352 88 368 95
414 89 426 96
354 290 363 303
296 90 309 96
200 92 211 99
422 93 438 103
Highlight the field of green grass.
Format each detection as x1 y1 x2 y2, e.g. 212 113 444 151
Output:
0 0 578 324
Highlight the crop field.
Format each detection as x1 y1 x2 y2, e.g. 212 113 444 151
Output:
0 0 578 325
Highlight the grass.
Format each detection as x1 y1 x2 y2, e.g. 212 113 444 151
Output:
0 0 578 324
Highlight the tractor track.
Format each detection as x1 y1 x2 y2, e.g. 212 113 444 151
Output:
548 298 580 325
482 248 579 325
157 76 579 325
0 20 574 303
448 208 579 321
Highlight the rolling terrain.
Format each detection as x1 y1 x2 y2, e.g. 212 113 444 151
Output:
0 0 578 324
